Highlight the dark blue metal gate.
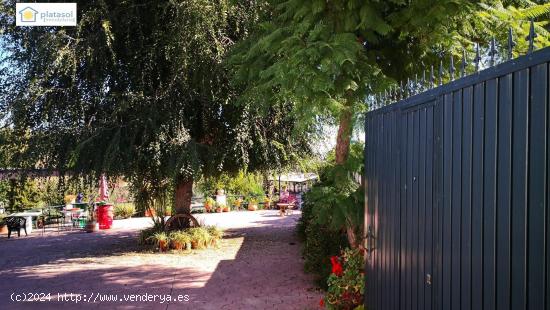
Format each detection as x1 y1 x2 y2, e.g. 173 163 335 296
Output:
364 46 550 310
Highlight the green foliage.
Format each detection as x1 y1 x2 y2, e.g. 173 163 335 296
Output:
323 248 365 310
196 170 265 197
307 143 364 247
301 209 348 288
478 1 550 56
0 0 310 214
114 203 136 219
10 178 41 211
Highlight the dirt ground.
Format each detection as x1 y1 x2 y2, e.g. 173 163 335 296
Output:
0 210 323 310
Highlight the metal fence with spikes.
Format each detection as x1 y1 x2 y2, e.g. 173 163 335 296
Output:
369 22 541 111
364 21 550 310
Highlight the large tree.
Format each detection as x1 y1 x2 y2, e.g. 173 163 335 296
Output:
0 0 309 213
229 0 549 166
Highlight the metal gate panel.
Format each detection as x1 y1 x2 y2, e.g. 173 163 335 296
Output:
364 47 550 310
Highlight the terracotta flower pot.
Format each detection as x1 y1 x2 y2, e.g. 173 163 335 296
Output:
223 206 230 212
0 224 7 234
172 241 184 250
248 204 258 211
216 208 222 213
204 204 211 212
191 241 199 249
159 240 168 252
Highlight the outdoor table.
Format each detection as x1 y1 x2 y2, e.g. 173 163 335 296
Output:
7 211 42 234
277 203 291 216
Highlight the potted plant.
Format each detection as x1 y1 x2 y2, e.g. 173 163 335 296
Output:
215 202 223 213
233 198 243 210
204 197 215 212
248 198 258 211
149 232 169 252
170 231 191 251
188 227 210 249
0 214 7 234
222 204 230 212
206 226 224 247
264 196 271 209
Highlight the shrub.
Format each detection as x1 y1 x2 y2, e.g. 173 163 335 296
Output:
322 248 365 309
114 203 136 219
299 190 349 288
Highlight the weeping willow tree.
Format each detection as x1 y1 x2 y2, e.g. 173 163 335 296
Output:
0 0 310 214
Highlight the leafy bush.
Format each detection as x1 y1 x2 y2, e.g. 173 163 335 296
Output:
114 203 136 219
302 201 348 288
322 248 365 309
298 142 363 288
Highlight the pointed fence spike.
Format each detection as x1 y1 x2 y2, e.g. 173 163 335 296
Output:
407 78 411 97
507 28 515 60
526 19 537 53
461 48 467 78
489 37 497 66
400 81 404 99
414 74 418 94
450 54 455 80
474 43 481 71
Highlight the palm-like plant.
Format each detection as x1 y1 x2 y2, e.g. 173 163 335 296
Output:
478 1 550 55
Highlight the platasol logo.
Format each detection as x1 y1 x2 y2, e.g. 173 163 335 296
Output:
16 3 77 26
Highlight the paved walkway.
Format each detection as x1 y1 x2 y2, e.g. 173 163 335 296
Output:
0 211 322 309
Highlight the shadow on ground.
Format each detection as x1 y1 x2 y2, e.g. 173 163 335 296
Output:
0 212 321 310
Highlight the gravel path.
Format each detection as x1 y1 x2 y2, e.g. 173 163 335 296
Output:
0 210 322 310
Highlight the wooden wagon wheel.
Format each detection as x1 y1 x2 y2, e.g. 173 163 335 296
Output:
164 213 200 231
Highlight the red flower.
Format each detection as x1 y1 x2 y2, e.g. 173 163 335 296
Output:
319 298 324 307
330 256 343 276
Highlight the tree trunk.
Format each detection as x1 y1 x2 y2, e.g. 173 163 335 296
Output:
174 177 193 214
335 108 353 165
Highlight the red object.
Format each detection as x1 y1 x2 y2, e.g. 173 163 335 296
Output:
319 298 324 307
97 204 114 229
330 256 343 276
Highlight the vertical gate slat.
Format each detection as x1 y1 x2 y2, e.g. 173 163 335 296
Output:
425 105 434 310
471 82 485 310
460 86 473 310
527 63 547 310
451 90 463 310
383 113 390 310
390 112 398 310
547 62 550 310
375 114 382 310
483 78 498 310
400 111 408 310
418 108 427 310
442 93 453 310
496 73 513 310
406 112 414 310
412 110 420 310
511 68 529 310
437 99 446 309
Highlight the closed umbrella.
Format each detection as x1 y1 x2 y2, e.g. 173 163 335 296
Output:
99 174 109 201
